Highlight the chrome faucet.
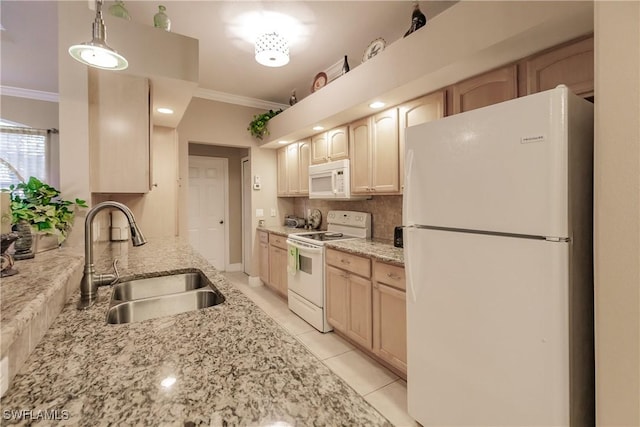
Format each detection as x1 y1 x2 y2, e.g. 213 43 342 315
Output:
78 201 146 309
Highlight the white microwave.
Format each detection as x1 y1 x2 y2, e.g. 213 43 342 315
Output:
308 159 368 200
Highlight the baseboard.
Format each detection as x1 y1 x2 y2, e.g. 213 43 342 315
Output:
248 276 264 288
225 263 242 272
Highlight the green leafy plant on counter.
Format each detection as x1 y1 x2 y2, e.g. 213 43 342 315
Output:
247 109 283 140
2 176 88 243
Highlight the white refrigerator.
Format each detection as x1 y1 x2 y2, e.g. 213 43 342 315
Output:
403 86 594 426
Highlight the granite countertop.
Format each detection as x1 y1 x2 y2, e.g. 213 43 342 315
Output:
0 238 390 426
257 225 310 237
325 239 405 266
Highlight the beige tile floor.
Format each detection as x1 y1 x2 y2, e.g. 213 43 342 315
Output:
223 271 419 427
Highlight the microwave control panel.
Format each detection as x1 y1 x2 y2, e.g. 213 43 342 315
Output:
335 171 345 193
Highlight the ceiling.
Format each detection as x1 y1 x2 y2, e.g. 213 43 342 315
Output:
0 1 454 107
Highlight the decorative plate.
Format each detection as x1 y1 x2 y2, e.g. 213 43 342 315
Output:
311 72 328 93
362 38 386 63
309 209 322 230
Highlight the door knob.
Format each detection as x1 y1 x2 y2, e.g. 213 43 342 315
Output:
219 220 224 224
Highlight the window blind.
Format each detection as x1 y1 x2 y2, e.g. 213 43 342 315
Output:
0 126 48 189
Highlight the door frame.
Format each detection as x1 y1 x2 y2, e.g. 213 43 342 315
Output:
241 156 251 275
188 155 229 271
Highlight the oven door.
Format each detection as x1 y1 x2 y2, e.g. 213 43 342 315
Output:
286 239 324 307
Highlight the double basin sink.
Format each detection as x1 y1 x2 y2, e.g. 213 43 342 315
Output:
106 269 225 324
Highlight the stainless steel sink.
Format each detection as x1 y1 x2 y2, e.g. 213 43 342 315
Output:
112 272 209 301
106 270 225 324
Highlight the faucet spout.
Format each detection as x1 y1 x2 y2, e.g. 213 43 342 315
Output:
78 201 146 310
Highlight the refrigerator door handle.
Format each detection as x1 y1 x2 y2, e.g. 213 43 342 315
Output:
403 149 415 226
404 226 418 303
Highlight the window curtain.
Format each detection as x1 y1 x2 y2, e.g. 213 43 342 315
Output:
0 126 49 189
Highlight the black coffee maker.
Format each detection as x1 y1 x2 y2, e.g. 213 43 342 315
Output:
394 226 403 248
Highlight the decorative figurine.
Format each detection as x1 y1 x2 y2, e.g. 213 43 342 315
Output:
1 232 19 277
289 90 298 106
342 55 350 75
404 2 427 38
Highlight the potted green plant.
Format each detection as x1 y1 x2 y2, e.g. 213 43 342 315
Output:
247 109 283 140
2 177 87 251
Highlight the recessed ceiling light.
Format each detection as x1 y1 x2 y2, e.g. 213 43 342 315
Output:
369 101 386 109
157 107 174 114
278 140 289 144
160 376 176 388
312 126 324 131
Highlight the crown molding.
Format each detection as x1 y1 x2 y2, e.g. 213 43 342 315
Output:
194 87 288 111
0 86 59 103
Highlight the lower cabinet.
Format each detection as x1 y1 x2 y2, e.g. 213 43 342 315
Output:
268 233 288 298
258 231 269 285
326 249 407 376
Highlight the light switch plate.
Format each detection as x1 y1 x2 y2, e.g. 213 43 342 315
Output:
270 208 276 217
256 209 264 218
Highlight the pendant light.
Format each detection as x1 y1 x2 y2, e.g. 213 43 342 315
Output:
68 0 128 70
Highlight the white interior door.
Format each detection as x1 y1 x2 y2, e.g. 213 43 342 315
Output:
241 157 251 275
188 156 226 270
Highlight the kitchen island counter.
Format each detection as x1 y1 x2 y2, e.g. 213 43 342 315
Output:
0 238 390 426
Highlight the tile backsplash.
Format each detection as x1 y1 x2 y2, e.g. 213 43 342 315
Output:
292 196 402 242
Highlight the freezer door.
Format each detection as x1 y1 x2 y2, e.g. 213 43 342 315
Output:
404 87 591 238
405 227 571 426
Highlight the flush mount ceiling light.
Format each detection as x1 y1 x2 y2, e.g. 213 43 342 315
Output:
157 107 174 114
312 125 324 131
369 101 386 109
68 0 128 70
255 32 289 67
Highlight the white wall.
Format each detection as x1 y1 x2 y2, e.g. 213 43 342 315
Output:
177 97 282 275
594 2 640 424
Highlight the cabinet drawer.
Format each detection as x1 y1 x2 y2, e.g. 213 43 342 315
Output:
326 249 371 278
373 261 406 291
258 231 269 244
269 233 288 249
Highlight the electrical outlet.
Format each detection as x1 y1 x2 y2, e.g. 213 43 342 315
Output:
270 208 276 217
256 209 264 218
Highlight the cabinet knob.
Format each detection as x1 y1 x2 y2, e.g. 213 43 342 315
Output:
340 259 351 265
341 273 350 279
387 272 401 280
219 220 224 224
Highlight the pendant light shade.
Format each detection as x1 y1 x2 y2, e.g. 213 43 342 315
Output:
68 0 128 70
255 32 289 67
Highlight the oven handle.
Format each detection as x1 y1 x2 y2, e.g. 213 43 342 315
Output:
286 239 324 254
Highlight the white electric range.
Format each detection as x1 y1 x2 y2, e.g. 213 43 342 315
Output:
286 210 371 332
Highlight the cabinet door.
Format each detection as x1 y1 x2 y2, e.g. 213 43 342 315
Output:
326 265 349 333
347 274 373 349
259 241 269 284
373 282 407 373
298 139 310 195
349 118 371 194
328 126 349 160
268 245 288 297
311 133 328 164
89 69 150 193
286 143 300 195
398 91 446 190
276 146 288 196
452 65 517 114
371 108 399 193
524 36 593 98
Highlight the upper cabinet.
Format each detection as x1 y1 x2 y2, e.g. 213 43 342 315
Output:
350 108 400 195
521 36 594 98
398 91 446 190
311 126 349 164
451 65 518 115
89 70 151 194
277 139 311 197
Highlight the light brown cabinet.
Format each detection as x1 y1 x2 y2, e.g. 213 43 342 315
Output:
258 231 269 285
268 233 288 298
326 249 373 349
451 65 518 115
89 69 151 193
277 139 311 196
522 36 594 98
311 126 349 164
350 108 400 195
372 261 407 374
398 91 446 190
